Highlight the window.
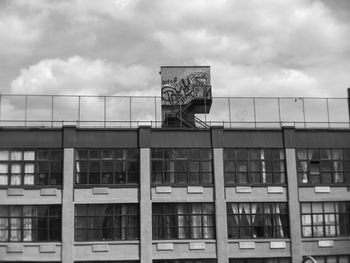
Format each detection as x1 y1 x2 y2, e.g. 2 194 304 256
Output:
154 260 216 263
75 149 139 186
77 262 139 263
0 149 62 186
230 258 291 263
224 149 285 185
0 205 61 242
75 204 139 241
306 255 350 263
227 202 289 239
301 202 350 237
152 203 215 240
151 148 213 186
296 149 350 185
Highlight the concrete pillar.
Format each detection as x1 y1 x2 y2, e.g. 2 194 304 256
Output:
285 148 302 263
213 148 229 263
62 148 74 263
140 148 152 263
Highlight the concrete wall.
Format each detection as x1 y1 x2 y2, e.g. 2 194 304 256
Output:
0 126 350 263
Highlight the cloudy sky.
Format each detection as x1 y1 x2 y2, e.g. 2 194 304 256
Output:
1 0 350 98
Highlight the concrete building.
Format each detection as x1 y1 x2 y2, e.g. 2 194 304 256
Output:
0 67 349 263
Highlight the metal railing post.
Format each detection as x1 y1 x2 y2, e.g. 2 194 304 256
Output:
326 98 330 128
104 96 107 128
51 95 54 128
278 98 281 127
302 98 306 128
129 97 132 128
154 97 157 128
228 97 231 128
0 94 2 124
24 95 28 127
253 98 257 128
78 96 81 124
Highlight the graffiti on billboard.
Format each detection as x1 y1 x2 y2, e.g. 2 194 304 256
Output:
161 70 211 106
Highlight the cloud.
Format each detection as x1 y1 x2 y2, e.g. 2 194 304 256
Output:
0 14 41 55
0 0 349 99
10 56 155 95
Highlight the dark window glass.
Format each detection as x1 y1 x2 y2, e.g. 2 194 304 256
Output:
155 260 216 263
227 202 289 239
0 149 63 187
151 148 213 186
296 148 349 185
152 203 215 240
230 259 291 263
75 149 139 186
75 204 139 241
301 202 350 237
0 205 61 242
224 149 285 185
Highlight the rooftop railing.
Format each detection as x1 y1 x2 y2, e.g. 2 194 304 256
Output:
0 94 348 129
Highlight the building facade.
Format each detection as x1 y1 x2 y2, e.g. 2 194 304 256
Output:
0 125 349 263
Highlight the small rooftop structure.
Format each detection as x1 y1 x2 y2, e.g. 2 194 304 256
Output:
160 66 212 128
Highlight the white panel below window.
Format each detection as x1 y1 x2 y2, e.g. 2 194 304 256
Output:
189 242 206 250
92 244 109 252
39 244 56 253
40 188 57 196
315 186 330 193
155 186 172 194
318 240 334 247
7 244 23 253
236 186 252 193
7 188 24 196
187 186 204 194
270 241 286 249
157 243 174 251
239 241 255 249
92 188 109 195
267 186 283 194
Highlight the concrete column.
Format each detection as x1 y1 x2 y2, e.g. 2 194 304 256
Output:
213 148 228 263
62 148 74 263
140 148 152 263
285 149 302 263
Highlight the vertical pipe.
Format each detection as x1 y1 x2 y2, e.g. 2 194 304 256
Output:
228 97 231 128
326 98 330 128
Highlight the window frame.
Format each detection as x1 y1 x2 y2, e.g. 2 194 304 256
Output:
152 202 215 240
74 204 140 241
300 202 350 238
0 205 61 242
0 149 63 188
151 148 213 187
75 149 140 187
224 148 286 186
227 202 290 239
296 148 350 186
